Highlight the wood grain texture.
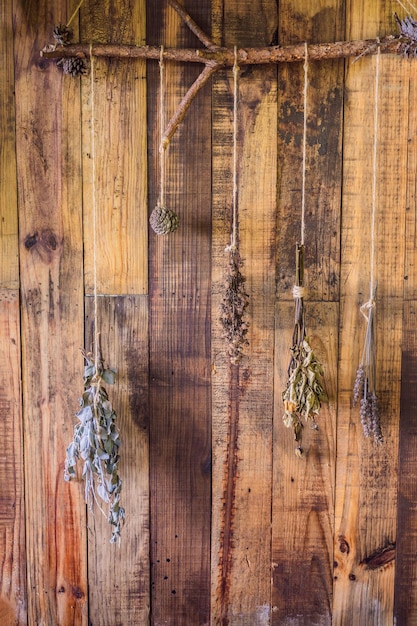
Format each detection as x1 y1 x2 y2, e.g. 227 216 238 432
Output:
211 2 277 624
147 2 212 624
333 3 408 622
85 296 150 625
394 302 417 625
14 0 87 622
0 291 26 625
81 0 148 295
272 1 343 623
0 0 18 288
275 0 344 303
273 303 337 626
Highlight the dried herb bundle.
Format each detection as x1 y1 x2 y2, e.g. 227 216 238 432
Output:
353 289 382 443
219 247 249 364
395 12 417 57
65 351 125 543
282 244 326 455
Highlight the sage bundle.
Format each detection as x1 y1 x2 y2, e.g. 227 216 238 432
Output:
353 288 382 443
65 351 125 543
282 245 326 455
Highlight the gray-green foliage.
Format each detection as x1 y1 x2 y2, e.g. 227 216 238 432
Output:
282 339 326 454
64 351 125 543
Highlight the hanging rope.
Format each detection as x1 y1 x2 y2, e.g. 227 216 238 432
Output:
66 0 87 29
149 46 179 235
301 41 308 248
230 46 239 251
90 43 99 369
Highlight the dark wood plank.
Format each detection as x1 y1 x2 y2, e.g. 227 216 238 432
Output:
14 0 87 622
210 1 277 623
85 296 150 625
147 2 212 624
272 0 343 623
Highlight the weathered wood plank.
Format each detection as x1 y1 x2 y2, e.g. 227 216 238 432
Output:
211 2 277 624
147 2 212 624
394 302 417 624
333 10 408 621
275 0 344 303
14 0 87 622
0 291 26 625
0 0 18 289
273 303 337 625
85 296 150 625
82 0 147 296
272 1 343 623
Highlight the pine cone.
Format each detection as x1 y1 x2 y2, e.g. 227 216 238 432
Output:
149 206 179 235
57 57 87 77
53 24 73 46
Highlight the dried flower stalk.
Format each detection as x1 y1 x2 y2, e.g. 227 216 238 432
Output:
282 245 326 455
219 248 249 365
65 350 125 543
353 287 382 443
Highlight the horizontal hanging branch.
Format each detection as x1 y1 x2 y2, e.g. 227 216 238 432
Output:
41 35 402 65
41 0 416 147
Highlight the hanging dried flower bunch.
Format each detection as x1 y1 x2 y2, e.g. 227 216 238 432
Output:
219 247 249 364
353 287 382 443
65 350 125 543
282 245 326 455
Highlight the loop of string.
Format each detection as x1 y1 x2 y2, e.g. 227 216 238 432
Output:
89 44 99 373
158 46 166 208
226 46 239 252
292 285 306 299
301 42 308 247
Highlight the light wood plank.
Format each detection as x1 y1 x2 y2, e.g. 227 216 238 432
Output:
85 296 150 625
14 0 87 622
0 291 26 625
147 1 212 624
0 0 18 288
211 1 277 623
82 0 147 296
333 20 408 625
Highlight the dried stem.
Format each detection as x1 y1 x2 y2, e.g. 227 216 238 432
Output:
167 0 218 49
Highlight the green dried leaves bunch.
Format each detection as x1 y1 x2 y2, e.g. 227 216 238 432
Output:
353 292 382 443
282 245 326 455
65 351 125 543
219 247 249 364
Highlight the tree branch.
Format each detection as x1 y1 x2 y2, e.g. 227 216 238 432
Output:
167 0 218 50
160 63 218 150
41 35 403 64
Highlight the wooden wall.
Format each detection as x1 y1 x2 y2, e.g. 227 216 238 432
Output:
1 0 417 624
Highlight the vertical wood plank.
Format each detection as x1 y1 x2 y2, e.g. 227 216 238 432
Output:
0 291 26 625
211 1 277 624
333 3 407 623
14 0 87 622
147 2 212 624
394 303 417 625
0 0 18 289
85 296 150 625
82 0 147 295
272 1 343 623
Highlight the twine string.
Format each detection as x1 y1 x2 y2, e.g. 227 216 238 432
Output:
369 47 380 301
301 41 308 247
90 44 100 374
226 46 239 252
67 0 86 29
159 46 166 208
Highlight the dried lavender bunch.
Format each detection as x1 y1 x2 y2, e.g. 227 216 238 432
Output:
282 245 326 455
353 293 383 443
65 350 125 543
219 247 249 364
395 13 417 58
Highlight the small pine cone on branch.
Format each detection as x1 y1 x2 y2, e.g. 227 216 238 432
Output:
149 206 179 235
57 57 87 77
53 24 73 46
